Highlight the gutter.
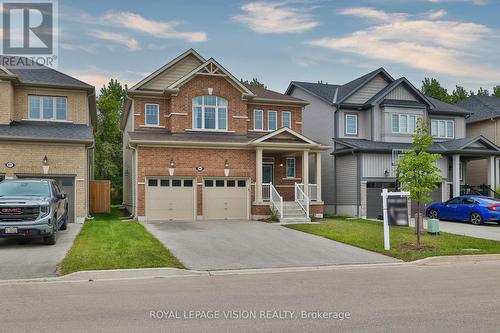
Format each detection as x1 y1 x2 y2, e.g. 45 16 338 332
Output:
249 97 308 106
128 144 138 220
85 142 95 219
0 135 94 144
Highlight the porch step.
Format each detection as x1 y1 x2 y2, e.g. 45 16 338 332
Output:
279 201 310 223
279 217 311 223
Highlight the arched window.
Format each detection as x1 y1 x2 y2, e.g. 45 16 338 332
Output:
192 96 228 130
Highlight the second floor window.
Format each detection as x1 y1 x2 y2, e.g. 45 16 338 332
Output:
268 111 277 131
29 95 67 121
145 104 159 126
345 114 358 135
282 111 291 128
391 114 417 134
254 110 263 130
192 96 227 130
431 119 454 139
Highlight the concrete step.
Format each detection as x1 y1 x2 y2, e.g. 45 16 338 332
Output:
279 217 311 223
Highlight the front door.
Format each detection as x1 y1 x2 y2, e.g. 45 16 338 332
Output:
263 164 274 184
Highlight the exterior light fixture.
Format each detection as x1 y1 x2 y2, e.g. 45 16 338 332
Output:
224 160 230 177
384 169 389 177
169 159 175 176
279 161 284 167
42 156 49 174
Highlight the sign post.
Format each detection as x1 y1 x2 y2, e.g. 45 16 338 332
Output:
381 189 410 250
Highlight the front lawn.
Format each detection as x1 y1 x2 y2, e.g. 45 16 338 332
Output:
286 217 500 261
60 207 184 274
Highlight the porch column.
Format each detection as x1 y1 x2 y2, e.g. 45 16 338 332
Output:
315 152 322 202
488 155 496 195
303 150 309 196
452 154 460 197
256 148 263 203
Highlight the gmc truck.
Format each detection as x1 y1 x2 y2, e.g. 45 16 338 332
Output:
0 179 68 245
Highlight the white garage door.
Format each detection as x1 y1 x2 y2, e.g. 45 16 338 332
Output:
146 178 195 221
204 179 248 220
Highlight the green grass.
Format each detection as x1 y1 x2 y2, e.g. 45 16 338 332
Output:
286 217 500 261
60 207 184 274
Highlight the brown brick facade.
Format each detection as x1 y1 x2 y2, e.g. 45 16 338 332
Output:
247 103 302 133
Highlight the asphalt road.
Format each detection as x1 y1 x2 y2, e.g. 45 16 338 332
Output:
0 223 81 279
1 260 500 332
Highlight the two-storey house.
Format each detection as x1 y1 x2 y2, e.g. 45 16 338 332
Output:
121 49 327 222
287 68 500 218
0 57 96 223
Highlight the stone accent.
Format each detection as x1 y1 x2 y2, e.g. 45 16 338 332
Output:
0 142 88 219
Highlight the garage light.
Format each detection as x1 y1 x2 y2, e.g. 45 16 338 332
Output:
169 159 175 176
42 156 49 174
224 160 229 177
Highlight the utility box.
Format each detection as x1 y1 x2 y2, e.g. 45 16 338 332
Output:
427 218 440 235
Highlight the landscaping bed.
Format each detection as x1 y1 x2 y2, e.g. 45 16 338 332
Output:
286 217 500 261
60 207 184 274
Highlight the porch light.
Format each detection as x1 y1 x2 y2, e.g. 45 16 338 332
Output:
42 156 49 174
169 159 175 176
384 169 389 177
224 160 230 177
279 161 284 167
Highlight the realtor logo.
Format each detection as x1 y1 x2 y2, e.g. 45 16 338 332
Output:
1 0 58 67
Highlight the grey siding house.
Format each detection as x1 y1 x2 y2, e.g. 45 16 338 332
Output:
286 68 500 218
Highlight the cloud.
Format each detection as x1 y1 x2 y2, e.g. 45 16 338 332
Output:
427 0 487 4
232 2 319 33
307 7 500 79
427 9 447 19
338 7 407 22
92 30 140 51
65 67 143 91
102 11 207 42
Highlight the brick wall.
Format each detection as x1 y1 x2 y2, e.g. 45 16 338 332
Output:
0 81 14 124
247 103 302 133
133 97 170 130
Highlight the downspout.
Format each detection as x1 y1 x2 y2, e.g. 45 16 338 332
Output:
128 143 138 219
86 142 95 220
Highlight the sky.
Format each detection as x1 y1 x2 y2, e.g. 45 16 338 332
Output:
56 0 500 94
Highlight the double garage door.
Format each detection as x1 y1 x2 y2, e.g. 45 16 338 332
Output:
145 178 248 221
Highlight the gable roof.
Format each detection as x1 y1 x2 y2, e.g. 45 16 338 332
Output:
285 81 340 105
243 83 306 104
458 96 500 123
365 77 432 106
426 96 471 115
336 68 394 104
0 56 94 91
130 49 205 90
250 127 319 146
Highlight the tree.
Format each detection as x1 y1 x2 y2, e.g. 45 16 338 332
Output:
396 118 444 246
476 87 490 96
449 86 469 104
95 79 127 201
421 78 450 103
493 86 500 98
240 78 266 89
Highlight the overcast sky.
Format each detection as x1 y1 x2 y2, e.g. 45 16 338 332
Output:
57 0 500 94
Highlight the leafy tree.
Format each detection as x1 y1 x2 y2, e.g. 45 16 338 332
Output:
493 86 500 98
449 86 469 104
476 87 490 96
240 78 266 89
396 118 444 246
421 78 450 103
95 79 127 201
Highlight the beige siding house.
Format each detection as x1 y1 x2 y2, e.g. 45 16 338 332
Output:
0 57 96 223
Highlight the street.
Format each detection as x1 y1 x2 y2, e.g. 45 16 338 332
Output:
1 260 500 332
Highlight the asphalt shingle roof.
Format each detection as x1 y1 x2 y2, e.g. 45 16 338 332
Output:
0 121 93 142
0 56 93 90
288 81 340 105
243 83 304 102
427 96 471 115
458 96 500 123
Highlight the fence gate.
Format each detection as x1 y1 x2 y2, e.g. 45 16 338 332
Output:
90 180 111 214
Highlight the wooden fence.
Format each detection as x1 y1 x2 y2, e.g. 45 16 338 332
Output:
89 180 111 214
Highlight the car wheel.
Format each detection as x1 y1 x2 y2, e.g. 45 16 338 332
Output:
58 219 67 231
470 213 483 225
428 209 439 219
43 232 57 245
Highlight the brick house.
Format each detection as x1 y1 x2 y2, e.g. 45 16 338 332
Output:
121 49 327 222
0 57 96 223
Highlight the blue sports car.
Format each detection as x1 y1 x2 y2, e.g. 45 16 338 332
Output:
426 195 500 225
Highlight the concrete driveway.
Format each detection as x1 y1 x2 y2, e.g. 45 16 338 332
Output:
0 223 81 280
142 220 398 270
411 218 500 241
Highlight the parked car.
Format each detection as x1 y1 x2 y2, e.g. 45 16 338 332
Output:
426 195 500 225
0 179 68 245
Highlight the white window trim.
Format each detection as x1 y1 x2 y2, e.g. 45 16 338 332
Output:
391 114 419 134
431 119 455 139
345 114 358 136
254 109 263 131
28 95 68 121
268 110 278 131
282 111 291 129
192 96 228 131
144 103 160 126
285 157 296 179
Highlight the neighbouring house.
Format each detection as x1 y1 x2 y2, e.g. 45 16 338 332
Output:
121 49 327 222
458 96 500 190
0 57 96 223
286 68 500 218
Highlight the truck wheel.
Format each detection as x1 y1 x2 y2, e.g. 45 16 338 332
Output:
43 233 57 245
59 219 67 231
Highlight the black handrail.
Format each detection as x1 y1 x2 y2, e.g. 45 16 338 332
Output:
481 184 500 198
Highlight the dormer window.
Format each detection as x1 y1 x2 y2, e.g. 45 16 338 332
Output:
192 96 228 130
28 95 67 121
